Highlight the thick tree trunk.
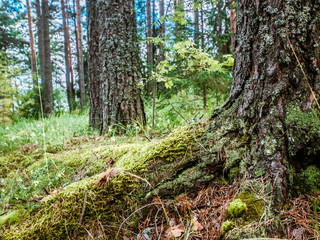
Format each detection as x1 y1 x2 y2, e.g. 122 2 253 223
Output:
221 0 320 207
75 0 86 111
146 0 320 210
42 0 54 115
88 0 146 132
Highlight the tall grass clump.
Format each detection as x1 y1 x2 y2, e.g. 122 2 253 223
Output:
0 113 98 154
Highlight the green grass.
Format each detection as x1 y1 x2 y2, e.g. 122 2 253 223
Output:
0 113 98 155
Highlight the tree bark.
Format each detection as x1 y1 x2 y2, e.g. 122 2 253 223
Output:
88 0 146 132
75 0 86 111
159 0 165 61
35 0 45 85
194 0 199 47
41 0 54 115
229 0 236 53
61 0 74 112
220 0 320 207
26 0 38 87
146 0 153 95
200 0 205 49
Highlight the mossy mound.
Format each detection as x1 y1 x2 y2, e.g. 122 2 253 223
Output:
1 125 205 239
227 199 248 218
221 220 235 235
224 192 265 239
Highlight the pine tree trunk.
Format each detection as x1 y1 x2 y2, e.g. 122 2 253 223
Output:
36 0 45 85
88 0 146 132
200 0 205 49
194 0 199 47
26 0 38 87
218 0 320 207
146 0 320 210
61 0 73 112
41 0 54 115
76 0 86 111
159 0 165 61
146 0 153 94
229 0 236 53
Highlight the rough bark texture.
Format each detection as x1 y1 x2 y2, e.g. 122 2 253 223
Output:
42 0 54 115
219 0 320 206
76 0 86 111
147 0 320 209
88 0 146 132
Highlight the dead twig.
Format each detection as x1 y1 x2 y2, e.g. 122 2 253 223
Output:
170 102 189 124
116 202 166 239
79 190 88 225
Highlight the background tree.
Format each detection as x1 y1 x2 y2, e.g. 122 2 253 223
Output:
88 0 146 132
75 0 86 111
61 0 75 111
41 0 54 114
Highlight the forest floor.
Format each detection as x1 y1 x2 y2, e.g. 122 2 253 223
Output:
0 113 319 239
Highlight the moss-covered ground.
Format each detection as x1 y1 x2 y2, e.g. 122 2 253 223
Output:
1 109 320 239
0 124 206 239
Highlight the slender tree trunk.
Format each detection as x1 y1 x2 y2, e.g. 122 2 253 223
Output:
61 0 74 112
159 0 165 61
229 0 236 53
36 0 45 85
42 0 54 115
200 0 205 50
76 0 86 111
26 0 38 87
88 0 146 132
146 0 153 95
194 0 199 47
65 0 76 110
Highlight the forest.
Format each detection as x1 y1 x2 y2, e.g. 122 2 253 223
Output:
0 0 320 239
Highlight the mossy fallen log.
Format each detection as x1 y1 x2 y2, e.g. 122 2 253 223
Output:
1 125 215 239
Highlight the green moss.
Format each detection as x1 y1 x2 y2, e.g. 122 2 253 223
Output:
0 209 27 226
1 125 205 239
254 167 266 178
237 192 264 222
298 165 320 194
221 220 235 235
228 167 239 182
227 199 248 218
285 107 320 157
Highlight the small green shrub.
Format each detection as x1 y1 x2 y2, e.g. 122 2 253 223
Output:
227 199 248 218
221 220 235 235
